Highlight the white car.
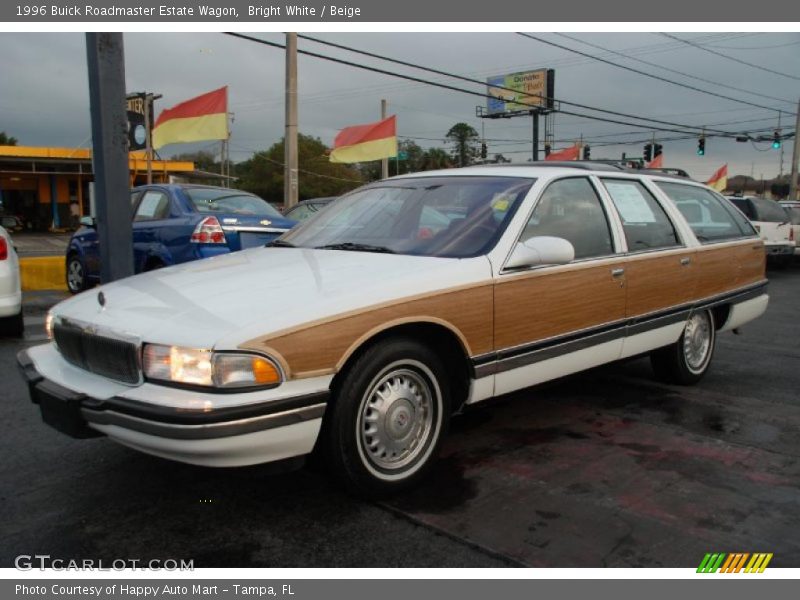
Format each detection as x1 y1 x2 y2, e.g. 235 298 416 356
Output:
779 201 800 256
0 225 23 337
726 196 795 267
19 165 768 496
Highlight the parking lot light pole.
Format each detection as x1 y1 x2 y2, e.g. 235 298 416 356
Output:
284 32 299 209
85 33 134 283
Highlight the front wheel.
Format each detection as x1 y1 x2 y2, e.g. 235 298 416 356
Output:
66 254 89 294
650 309 716 385
322 337 450 498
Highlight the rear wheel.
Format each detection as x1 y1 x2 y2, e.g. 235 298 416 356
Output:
66 254 88 294
322 337 450 497
651 309 716 385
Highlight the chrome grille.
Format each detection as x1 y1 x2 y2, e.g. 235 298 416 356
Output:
53 321 140 384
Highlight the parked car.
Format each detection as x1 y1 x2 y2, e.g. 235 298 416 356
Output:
779 201 800 257
725 195 795 267
0 225 23 337
20 164 768 496
65 184 297 293
283 197 337 221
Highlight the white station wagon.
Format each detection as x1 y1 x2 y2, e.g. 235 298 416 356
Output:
18 164 768 496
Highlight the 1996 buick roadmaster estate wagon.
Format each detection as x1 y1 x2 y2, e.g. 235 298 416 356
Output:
18 164 768 496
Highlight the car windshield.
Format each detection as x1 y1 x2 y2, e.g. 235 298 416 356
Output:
280 176 534 258
185 189 283 217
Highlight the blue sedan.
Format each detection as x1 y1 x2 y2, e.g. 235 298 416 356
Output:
66 184 296 293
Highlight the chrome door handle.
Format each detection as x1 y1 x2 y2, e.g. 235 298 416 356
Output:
680 257 691 266
611 268 625 277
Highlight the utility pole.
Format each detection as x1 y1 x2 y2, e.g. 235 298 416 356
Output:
145 93 154 184
531 110 539 162
86 33 133 283
381 99 388 179
790 99 800 201
284 32 299 209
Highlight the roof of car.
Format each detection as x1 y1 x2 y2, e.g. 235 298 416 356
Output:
133 183 257 194
391 162 697 183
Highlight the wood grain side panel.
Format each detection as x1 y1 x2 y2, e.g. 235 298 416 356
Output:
494 262 627 350
242 285 494 378
624 250 697 318
694 240 766 298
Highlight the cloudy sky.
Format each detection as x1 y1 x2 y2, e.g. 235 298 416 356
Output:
1 31 798 181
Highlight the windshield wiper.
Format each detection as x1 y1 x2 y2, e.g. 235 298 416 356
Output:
315 242 396 254
266 239 295 248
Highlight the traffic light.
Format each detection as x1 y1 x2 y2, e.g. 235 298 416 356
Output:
582 145 591 160
481 142 487 159
697 137 706 156
772 131 782 150
643 143 652 162
654 143 663 158
544 143 551 157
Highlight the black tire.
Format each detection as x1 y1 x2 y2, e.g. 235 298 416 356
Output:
650 309 716 385
322 337 451 498
0 310 24 338
66 254 89 294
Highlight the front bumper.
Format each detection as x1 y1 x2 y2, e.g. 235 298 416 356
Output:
17 348 328 467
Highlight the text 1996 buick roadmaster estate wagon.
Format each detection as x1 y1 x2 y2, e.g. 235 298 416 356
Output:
18 164 768 496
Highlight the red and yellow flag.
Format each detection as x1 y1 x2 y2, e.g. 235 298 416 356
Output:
329 116 397 163
647 154 664 169
152 86 228 150
545 144 580 161
707 164 728 192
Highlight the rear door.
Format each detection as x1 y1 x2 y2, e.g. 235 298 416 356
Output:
597 177 696 359
132 188 172 271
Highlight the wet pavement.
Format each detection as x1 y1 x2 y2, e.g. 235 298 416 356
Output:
1 265 799 568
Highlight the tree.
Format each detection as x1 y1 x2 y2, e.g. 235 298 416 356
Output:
170 150 218 172
445 122 479 167
421 147 452 171
235 134 363 204
0 131 18 146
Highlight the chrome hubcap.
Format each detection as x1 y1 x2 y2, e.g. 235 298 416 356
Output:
68 261 83 289
358 367 434 472
683 312 712 373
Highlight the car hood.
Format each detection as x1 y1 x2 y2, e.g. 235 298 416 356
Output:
53 248 491 349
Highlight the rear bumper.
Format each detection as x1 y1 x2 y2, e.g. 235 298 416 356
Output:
17 348 328 467
764 243 794 256
0 290 22 317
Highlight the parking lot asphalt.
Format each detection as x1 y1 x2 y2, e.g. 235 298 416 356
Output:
2 264 799 568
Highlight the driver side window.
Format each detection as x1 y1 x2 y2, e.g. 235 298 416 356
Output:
522 177 614 260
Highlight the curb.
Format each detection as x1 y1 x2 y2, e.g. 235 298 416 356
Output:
19 256 67 292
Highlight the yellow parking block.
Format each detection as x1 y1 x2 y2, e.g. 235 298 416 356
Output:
19 256 67 291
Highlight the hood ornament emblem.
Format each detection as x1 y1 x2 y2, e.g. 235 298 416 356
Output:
97 291 106 308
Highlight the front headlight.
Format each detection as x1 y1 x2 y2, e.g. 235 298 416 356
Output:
143 344 282 389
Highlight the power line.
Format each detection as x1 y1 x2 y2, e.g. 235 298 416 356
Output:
554 33 795 106
293 33 770 135
516 33 795 115
659 33 800 82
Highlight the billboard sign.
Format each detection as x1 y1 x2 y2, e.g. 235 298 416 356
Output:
126 93 151 151
486 69 554 115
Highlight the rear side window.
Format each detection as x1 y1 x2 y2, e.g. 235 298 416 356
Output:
601 178 680 251
752 197 789 223
134 190 170 221
657 183 756 241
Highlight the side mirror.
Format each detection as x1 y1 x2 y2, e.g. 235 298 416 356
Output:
505 236 575 270
79 216 96 228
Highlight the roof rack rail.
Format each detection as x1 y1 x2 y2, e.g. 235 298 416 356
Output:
473 161 626 172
